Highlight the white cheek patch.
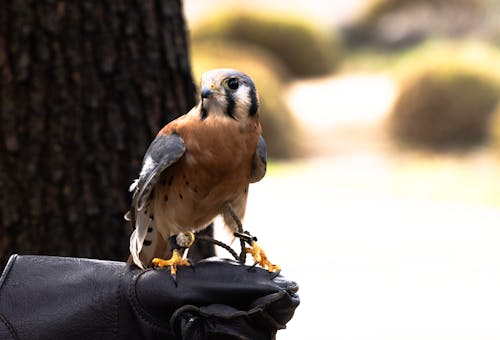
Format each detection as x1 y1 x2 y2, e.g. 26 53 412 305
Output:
233 87 251 108
230 86 253 120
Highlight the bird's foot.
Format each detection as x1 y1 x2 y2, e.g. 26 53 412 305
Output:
246 241 280 272
152 249 191 276
152 232 195 276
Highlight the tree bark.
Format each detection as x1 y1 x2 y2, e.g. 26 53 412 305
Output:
0 0 214 266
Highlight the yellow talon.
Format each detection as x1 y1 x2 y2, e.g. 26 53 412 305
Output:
246 241 280 272
152 249 191 276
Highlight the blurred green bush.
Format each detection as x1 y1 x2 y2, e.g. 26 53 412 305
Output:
390 57 500 149
191 40 302 159
342 0 487 48
191 10 339 78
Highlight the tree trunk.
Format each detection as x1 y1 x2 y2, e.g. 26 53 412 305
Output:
0 0 213 266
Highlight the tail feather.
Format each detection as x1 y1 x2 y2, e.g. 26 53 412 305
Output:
129 210 152 269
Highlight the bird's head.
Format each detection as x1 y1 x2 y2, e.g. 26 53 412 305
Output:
199 69 259 121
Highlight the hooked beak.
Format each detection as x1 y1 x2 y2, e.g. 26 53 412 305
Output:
201 83 222 100
201 87 214 99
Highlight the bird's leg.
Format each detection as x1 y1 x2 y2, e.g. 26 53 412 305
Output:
225 203 247 264
152 231 195 276
226 203 280 273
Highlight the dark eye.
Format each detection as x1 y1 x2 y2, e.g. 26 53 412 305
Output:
227 78 239 90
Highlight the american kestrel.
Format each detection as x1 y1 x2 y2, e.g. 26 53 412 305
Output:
127 69 279 275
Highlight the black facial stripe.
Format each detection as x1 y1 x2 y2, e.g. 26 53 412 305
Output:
201 106 208 120
249 87 258 116
226 91 236 119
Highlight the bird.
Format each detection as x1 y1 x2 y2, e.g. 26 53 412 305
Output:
126 68 279 275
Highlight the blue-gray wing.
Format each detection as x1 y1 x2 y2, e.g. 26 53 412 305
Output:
250 135 267 183
127 133 185 269
130 133 186 211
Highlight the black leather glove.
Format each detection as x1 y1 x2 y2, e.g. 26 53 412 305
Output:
0 255 299 340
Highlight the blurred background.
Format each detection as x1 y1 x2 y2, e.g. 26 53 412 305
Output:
1 1 499 338
184 0 500 339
